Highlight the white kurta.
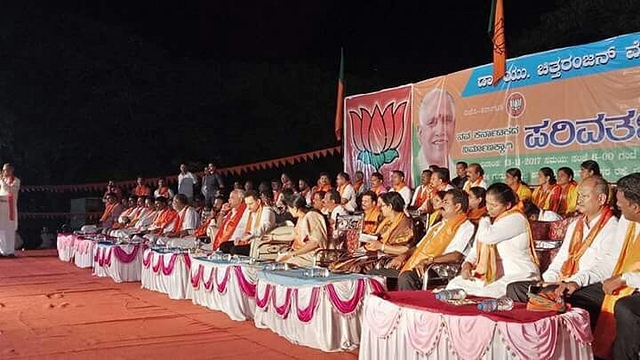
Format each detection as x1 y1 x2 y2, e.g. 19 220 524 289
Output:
391 186 413 208
543 213 618 282
0 176 20 255
340 184 357 212
569 216 640 289
446 212 540 298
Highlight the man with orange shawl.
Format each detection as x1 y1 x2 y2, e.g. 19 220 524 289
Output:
213 189 249 252
99 192 124 229
506 176 617 302
394 189 475 290
156 194 200 248
446 183 540 298
555 173 640 359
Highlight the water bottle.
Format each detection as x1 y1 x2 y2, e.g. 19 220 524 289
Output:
477 296 514 312
435 289 467 301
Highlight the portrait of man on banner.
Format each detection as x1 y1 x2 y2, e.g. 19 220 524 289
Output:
415 88 457 174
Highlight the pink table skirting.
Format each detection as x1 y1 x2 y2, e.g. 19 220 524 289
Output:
73 239 95 268
254 273 385 352
140 249 191 300
57 233 75 262
359 295 594 360
188 258 258 321
93 244 144 283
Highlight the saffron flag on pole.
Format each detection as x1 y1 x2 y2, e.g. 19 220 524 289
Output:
488 0 506 85
334 47 345 141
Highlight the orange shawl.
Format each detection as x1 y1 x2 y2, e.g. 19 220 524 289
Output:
149 208 178 234
532 184 562 212
212 203 247 250
592 221 640 358
413 185 430 208
362 206 381 234
100 203 118 224
401 213 467 272
463 176 484 193
559 206 613 279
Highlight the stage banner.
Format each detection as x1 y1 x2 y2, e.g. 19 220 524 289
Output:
344 85 413 188
412 31 640 184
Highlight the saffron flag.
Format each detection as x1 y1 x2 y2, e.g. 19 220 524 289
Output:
488 0 506 85
334 48 345 141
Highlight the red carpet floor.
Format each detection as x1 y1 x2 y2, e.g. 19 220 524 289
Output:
0 250 358 359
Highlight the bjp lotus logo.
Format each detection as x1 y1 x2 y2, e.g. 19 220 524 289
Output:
349 101 407 169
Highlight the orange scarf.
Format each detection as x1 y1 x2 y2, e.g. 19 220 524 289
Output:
514 183 532 202
559 207 613 279
463 176 484 193
557 181 578 215
375 212 406 244
150 208 179 233
592 221 640 358
134 185 149 197
371 185 386 195
168 206 190 234
300 188 311 199
337 182 351 197
413 185 429 208
212 203 247 250
475 208 538 284
157 186 170 198
100 203 118 223
312 184 332 194
401 213 467 272
126 207 149 228
111 206 137 229
532 184 562 212
363 206 381 234
467 207 487 222
392 182 407 192
193 215 214 237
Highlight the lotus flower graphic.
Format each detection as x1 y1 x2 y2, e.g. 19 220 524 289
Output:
349 101 407 170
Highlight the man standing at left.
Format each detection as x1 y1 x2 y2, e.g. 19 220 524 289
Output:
178 164 198 203
0 163 20 257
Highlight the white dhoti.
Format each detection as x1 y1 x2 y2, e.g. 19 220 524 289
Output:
0 195 16 255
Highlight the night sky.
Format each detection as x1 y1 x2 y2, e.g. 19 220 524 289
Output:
2 0 634 187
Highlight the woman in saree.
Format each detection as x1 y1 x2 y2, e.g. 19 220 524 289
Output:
269 195 328 267
446 183 540 298
328 192 414 273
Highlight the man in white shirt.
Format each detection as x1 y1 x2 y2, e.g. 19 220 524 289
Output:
178 164 198 203
393 189 475 290
156 194 200 247
411 169 432 209
389 170 412 207
398 189 475 290
0 163 20 257
462 163 488 192
336 172 357 212
224 190 276 257
555 173 640 359
324 190 348 235
506 176 618 302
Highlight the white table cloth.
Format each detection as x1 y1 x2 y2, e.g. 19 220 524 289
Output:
57 233 75 262
359 295 594 360
253 269 385 352
141 248 191 300
188 256 258 321
73 238 95 268
93 243 144 283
